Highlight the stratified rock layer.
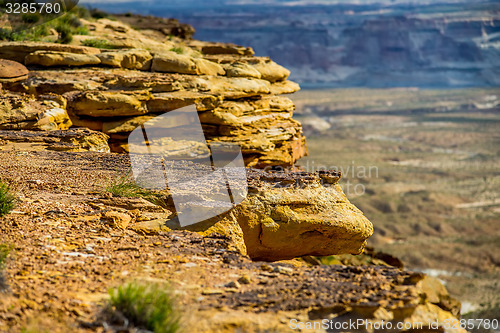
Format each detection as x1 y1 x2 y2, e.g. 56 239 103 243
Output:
237 169 372 260
148 167 373 261
0 148 462 332
0 16 307 167
0 128 110 153
0 92 71 131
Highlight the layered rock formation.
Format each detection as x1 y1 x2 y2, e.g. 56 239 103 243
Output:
0 149 462 333
134 168 373 261
0 17 371 261
230 169 373 260
0 13 465 332
0 90 71 131
0 16 305 167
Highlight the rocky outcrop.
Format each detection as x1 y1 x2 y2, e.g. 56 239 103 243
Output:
198 265 463 333
0 17 305 167
0 42 100 62
0 128 110 152
0 92 71 131
114 14 196 39
0 145 462 332
233 169 373 260
0 147 461 331
136 167 373 260
96 49 153 70
25 51 102 67
0 13 466 333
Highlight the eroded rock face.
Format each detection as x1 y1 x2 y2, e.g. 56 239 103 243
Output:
0 41 100 61
67 90 151 117
0 18 305 167
0 128 110 152
0 93 72 131
25 51 102 67
237 170 373 260
160 168 372 261
4 67 304 166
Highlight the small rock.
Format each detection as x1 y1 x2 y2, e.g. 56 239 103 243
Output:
201 289 223 295
300 116 331 134
238 275 251 285
102 211 132 230
261 264 273 272
157 259 172 264
224 281 241 289
275 266 293 275
0 59 28 83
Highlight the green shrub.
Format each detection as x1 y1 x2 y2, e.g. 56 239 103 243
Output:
0 24 49 42
104 171 167 209
0 244 12 269
74 6 90 19
90 8 108 19
66 15 82 28
169 47 185 54
81 38 114 49
55 23 73 44
105 172 145 198
0 6 92 43
108 281 180 333
21 13 41 24
0 180 15 217
0 28 18 41
75 25 89 35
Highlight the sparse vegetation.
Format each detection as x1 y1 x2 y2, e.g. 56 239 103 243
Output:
104 171 165 207
75 25 89 35
0 244 12 269
0 244 13 292
55 23 73 44
0 180 15 217
463 291 500 331
0 5 95 43
81 38 114 49
105 171 148 198
107 281 180 333
89 8 108 20
169 47 185 54
0 24 48 42
21 13 41 24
